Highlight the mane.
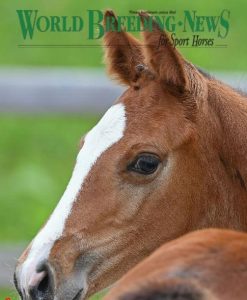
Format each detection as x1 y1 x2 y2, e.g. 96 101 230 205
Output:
195 65 247 99
196 66 213 80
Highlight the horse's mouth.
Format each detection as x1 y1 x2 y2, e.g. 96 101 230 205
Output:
72 288 84 300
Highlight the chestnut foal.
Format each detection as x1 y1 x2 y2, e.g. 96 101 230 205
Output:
15 11 247 300
104 229 247 300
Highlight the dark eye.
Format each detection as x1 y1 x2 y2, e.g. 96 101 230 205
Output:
128 154 161 175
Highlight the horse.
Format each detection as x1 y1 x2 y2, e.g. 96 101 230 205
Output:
14 10 247 300
103 229 247 300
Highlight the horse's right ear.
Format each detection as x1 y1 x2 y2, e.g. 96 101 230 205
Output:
103 10 144 86
139 12 189 94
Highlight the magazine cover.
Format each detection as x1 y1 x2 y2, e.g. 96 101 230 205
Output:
1 0 247 299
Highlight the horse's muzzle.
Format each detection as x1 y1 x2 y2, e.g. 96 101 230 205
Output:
14 261 55 300
14 260 88 300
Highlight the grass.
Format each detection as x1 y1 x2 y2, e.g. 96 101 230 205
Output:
0 115 99 242
0 288 18 300
0 0 247 70
0 288 107 299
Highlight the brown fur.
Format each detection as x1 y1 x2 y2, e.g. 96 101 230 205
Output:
15 10 247 299
104 10 144 86
104 229 247 300
139 12 188 93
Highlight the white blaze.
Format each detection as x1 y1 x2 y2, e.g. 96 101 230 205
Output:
19 103 126 292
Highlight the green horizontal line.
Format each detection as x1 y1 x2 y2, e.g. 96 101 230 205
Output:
18 44 228 48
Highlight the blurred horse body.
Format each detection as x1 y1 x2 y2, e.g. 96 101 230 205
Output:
104 229 247 300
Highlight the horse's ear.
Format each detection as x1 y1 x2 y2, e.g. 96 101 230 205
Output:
139 12 188 94
103 10 144 86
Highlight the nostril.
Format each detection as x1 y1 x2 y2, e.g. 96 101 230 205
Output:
29 271 46 288
37 273 49 293
29 272 49 299
29 262 54 300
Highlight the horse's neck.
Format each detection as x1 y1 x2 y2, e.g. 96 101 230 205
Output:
198 80 247 230
207 81 247 181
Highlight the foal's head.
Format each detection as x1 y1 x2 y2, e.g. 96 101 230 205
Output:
15 11 217 300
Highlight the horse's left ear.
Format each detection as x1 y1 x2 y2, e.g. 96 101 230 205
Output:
103 10 144 86
139 12 189 94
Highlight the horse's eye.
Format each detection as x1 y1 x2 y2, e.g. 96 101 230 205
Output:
128 154 161 175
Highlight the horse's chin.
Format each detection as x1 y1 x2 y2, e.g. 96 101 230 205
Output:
54 278 88 300
51 287 86 300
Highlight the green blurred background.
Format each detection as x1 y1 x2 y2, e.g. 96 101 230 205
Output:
1 0 246 70
0 0 246 299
